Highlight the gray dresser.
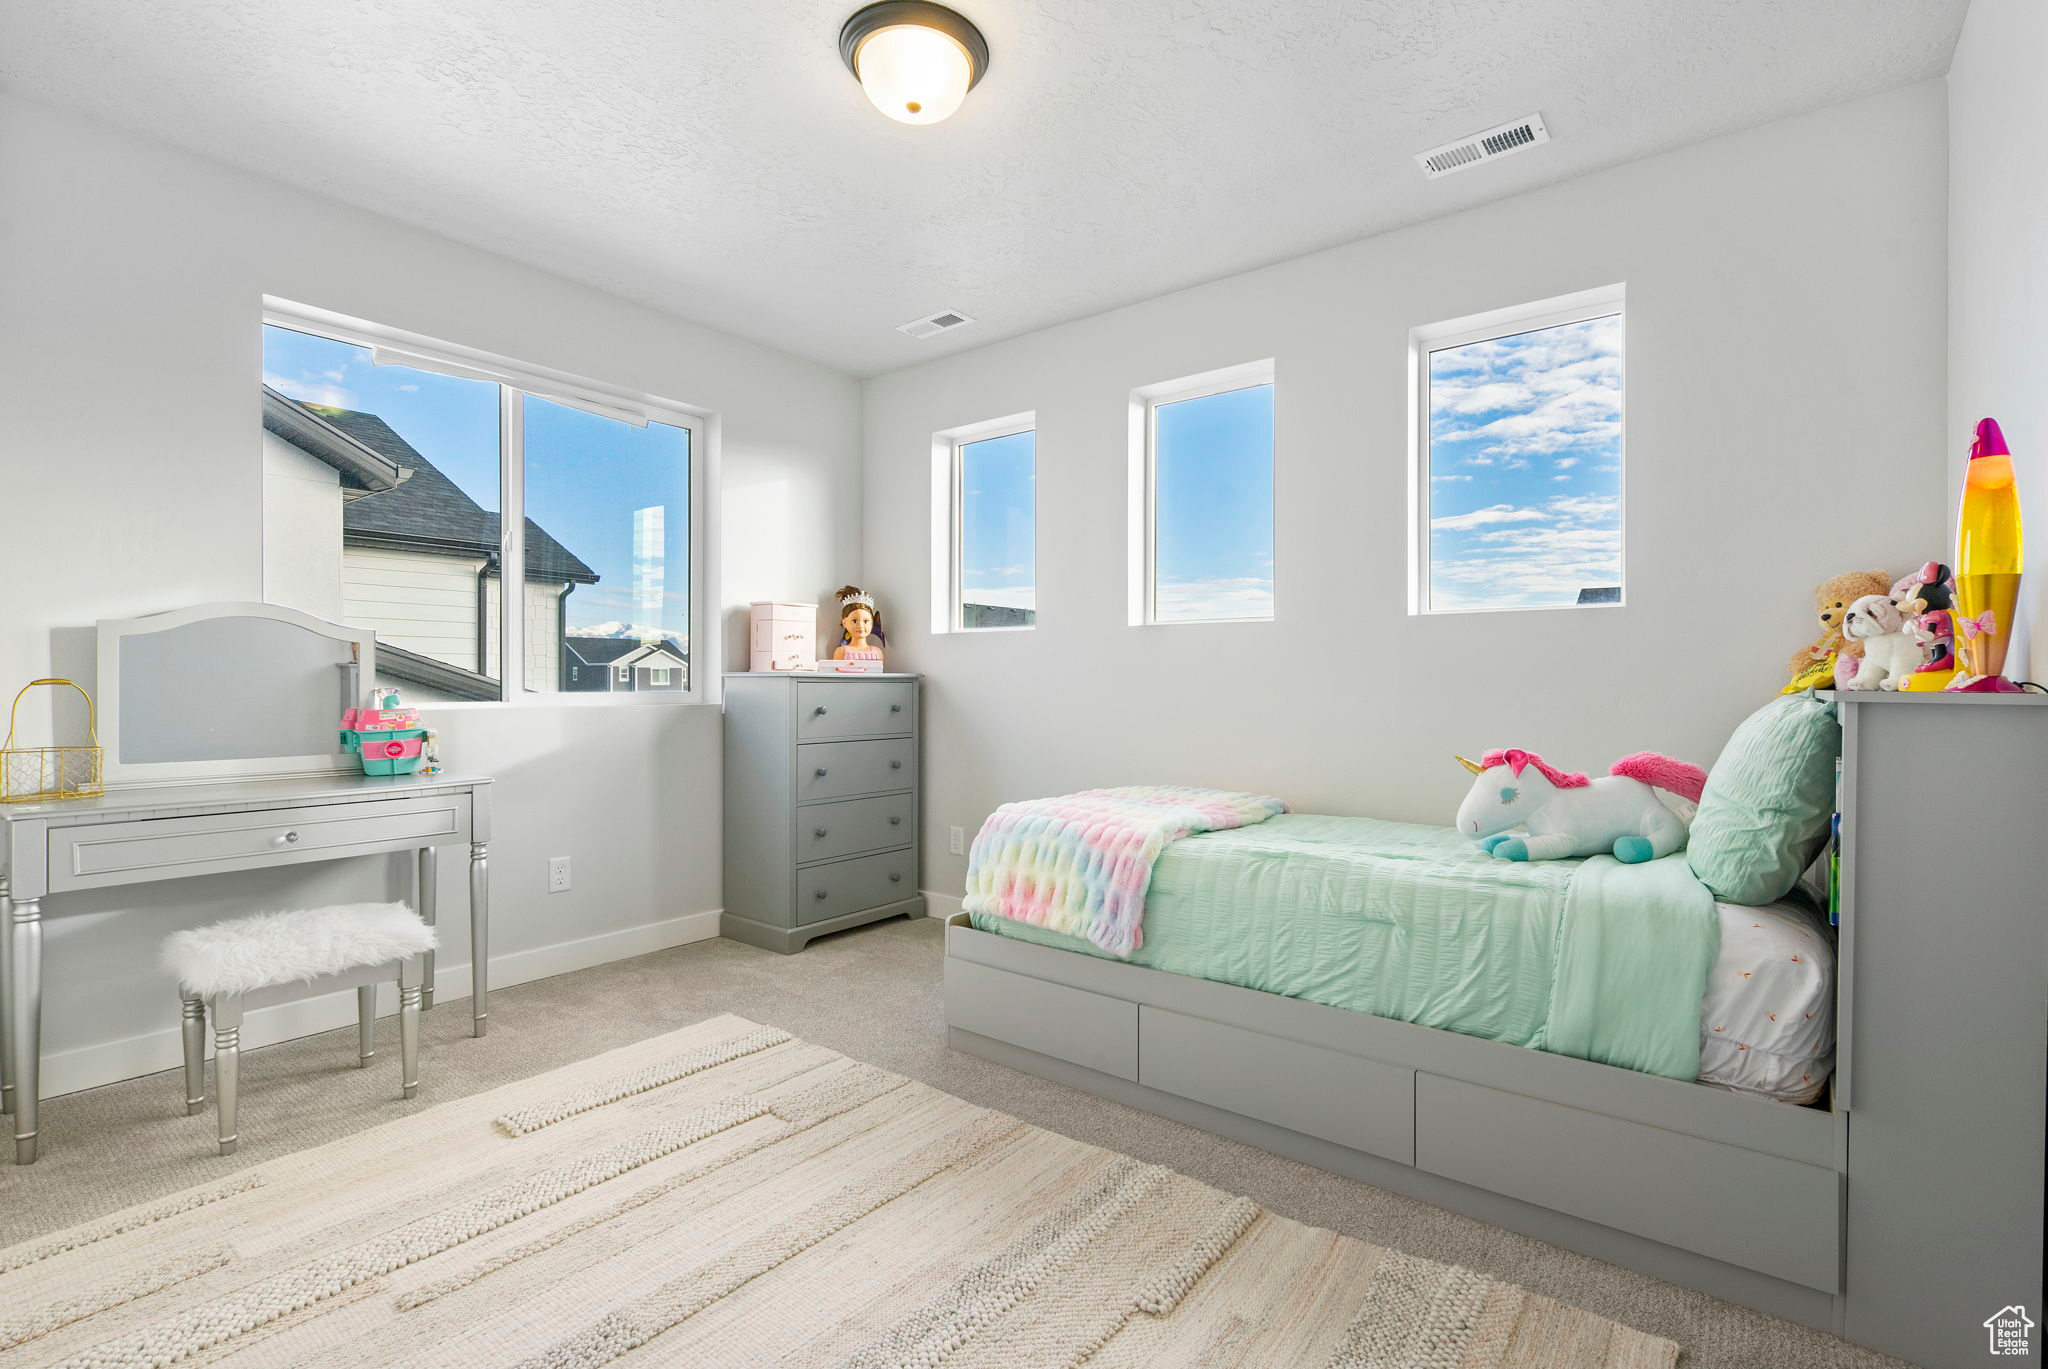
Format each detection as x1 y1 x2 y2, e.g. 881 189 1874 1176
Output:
721 672 924 953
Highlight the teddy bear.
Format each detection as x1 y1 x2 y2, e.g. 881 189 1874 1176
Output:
1784 569 1894 690
1836 594 1927 690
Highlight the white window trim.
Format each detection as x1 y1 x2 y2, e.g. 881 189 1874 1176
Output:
1128 359 1276 627
263 297 717 707
1407 284 1626 617
929 410 1036 635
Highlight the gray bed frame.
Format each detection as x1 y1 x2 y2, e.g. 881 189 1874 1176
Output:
941 692 2048 1369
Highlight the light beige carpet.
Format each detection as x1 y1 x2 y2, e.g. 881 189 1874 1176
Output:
0 1015 1676 1369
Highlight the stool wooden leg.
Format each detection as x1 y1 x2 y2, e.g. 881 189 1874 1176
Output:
357 986 377 1067
180 995 207 1115
398 957 422 1100
210 996 242 1156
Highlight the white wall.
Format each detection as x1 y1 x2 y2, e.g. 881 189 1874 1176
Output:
0 95 861 1092
864 82 1950 898
1948 0 2047 680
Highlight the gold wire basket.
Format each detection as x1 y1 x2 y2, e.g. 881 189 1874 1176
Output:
1 678 104 803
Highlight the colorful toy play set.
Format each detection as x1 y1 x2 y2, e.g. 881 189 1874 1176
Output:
339 688 433 776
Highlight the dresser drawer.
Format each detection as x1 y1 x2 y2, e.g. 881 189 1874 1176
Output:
47 795 468 892
798 793 916 865
1414 1073 1840 1292
796 848 916 925
796 681 915 740
797 738 915 801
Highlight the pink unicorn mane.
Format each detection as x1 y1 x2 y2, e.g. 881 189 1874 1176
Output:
1608 751 1707 803
1478 748 1589 788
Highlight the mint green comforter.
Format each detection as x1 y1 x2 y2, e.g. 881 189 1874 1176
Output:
967 813 1720 1080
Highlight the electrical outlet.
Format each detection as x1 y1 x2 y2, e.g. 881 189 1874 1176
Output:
949 826 965 856
548 856 571 893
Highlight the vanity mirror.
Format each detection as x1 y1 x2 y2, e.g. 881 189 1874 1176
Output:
94 602 375 785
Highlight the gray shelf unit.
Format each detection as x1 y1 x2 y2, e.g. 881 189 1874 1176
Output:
943 690 2048 1368
722 672 925 953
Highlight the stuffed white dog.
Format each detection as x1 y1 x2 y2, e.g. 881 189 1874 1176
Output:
1837 594 1925 691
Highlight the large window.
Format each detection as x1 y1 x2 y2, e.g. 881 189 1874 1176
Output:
1133 364 1275 624
954 425 1036 630
260 309 699 702
1415 289 1624 613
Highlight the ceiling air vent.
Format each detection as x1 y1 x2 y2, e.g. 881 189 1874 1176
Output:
1415 114 1549 180
897 309 975 340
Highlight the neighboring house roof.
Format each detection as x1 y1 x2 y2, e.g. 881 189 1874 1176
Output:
262 386 409 500
566 636 688 668
375 642 501 702
267 389 598 585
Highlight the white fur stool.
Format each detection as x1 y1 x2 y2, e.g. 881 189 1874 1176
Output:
160 902 438 1155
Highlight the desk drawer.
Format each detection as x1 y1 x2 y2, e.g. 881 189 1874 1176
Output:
48 795 467 891
796 682 915 740
798 793 916 865
795 847 916 925
797 738 915 802
1414 1073 1840 1292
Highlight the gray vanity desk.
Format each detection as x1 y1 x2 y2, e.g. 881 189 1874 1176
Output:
0 600 494 1164
0 771 492 1165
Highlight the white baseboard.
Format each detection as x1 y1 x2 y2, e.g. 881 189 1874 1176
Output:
921 890 962 920
39 909 723 1099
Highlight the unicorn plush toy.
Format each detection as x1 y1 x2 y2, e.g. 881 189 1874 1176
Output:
1454 749 1708 864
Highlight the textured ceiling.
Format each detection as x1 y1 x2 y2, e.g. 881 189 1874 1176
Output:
1 1 1966 376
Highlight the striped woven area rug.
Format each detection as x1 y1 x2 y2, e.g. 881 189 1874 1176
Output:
0 1015 1675 1369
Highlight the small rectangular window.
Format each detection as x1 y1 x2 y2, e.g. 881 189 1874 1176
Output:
1415 289 1624 613
1135 364 1275 624
615 665 631 684
948 421 1036 631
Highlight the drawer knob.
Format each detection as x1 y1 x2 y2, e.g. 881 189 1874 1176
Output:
815 768 828 777
889 872 903 882
814 706 828 716
889 816 901 825
815 889 829 900
815 828 828 838
890 760 902 770
890 703 902 712
274 831 300 846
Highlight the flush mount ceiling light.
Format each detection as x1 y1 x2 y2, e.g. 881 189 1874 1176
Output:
838 1 989 126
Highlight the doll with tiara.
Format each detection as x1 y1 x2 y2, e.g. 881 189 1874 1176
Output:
831 586 886 668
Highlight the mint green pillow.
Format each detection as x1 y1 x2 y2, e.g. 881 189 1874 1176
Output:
1686 693 1841 905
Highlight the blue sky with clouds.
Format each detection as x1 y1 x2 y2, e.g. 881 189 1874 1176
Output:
1154 383 1275 621
1426 314 1623 611
263 325 690 646
959 429 1037 616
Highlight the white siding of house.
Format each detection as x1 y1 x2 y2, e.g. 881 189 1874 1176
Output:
482 577 569 690
260 430 344 621
342 546 486 671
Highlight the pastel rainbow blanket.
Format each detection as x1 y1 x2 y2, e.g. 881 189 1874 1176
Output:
961 785 1289 958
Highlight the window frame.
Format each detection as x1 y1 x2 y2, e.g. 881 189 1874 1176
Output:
929 410 1037 635
262 297 713 707
1128 359 1277 627
1407 284 1626 617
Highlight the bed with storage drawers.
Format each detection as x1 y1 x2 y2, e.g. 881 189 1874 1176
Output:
942 693 2048 1369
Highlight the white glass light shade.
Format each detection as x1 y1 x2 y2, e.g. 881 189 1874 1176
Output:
853 23 973 125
